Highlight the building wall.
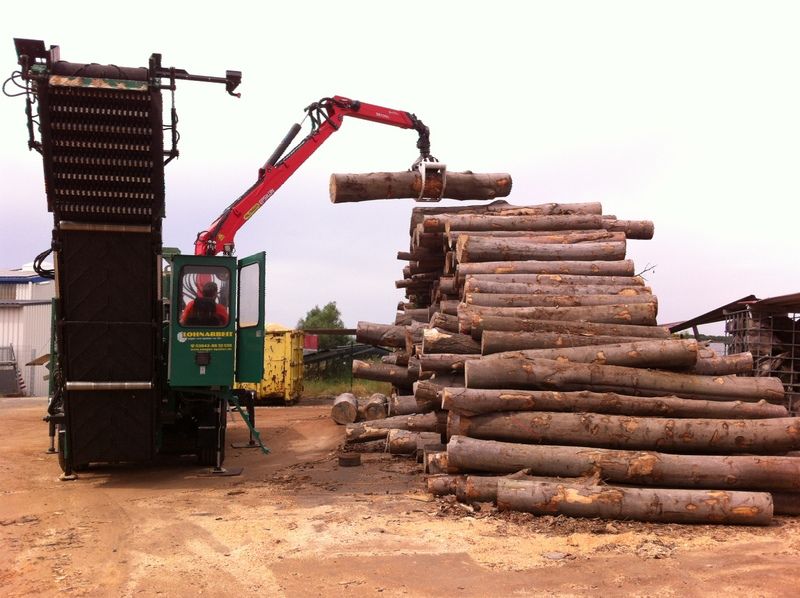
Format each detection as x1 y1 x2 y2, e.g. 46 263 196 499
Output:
0 303 52 397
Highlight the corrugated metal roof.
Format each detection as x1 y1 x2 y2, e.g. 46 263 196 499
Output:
0 300 52 308
669 291 800 332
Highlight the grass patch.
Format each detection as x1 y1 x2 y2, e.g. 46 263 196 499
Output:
302 373 392 398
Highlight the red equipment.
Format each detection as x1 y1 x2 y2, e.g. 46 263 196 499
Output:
194 95 444 256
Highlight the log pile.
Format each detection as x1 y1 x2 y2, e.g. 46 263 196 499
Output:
342 198 798 525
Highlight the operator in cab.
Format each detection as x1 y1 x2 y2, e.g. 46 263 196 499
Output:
180 281 229 326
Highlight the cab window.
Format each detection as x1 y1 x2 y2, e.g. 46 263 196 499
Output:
178 265 231 327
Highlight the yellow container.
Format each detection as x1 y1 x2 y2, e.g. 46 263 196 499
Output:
237 324 303 402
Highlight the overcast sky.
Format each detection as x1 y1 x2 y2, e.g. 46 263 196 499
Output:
2 1 798 334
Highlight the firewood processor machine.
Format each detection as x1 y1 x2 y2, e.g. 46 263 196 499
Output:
8 38 445 478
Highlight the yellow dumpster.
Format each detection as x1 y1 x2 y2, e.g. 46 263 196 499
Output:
237 324 304 403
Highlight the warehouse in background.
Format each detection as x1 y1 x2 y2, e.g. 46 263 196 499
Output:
0 268 54 397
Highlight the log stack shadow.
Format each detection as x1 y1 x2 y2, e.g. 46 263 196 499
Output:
337 199 798 525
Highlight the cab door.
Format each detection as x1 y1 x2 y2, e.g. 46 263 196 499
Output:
236 251 266 383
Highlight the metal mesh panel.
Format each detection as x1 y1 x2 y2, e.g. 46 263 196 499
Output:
725 309 800 414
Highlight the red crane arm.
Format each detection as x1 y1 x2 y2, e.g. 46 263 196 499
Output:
194 95 432 255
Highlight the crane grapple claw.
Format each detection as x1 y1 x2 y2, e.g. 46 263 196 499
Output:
415 160 447 202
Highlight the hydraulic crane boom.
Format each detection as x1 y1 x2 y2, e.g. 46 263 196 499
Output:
194 95 440 256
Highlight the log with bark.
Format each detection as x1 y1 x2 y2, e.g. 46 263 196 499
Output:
691 352 754 376
422 328 482 355
464 273 645 287
462 280 651 296
455 236 627 263
474 319 671 342
358 393 389 421
459 303 659 333
386 430 443 455
481 331 660 354
426 213 607 233
389 394 420 416
345 412 440 443
496 479 771 525
446 435 800 491
419 353 481 374
440 388 789 419
352 359 417 386
448 411 800 454
408 201 604 232
356 321 409 349
430 312 460 333
425 451 450 475
446 229 625 244
331 393 359 425
456 259 636 280
465 292 656 308
483 339 698 369
464 357 786 403
601 217 655 240
330 171 512 203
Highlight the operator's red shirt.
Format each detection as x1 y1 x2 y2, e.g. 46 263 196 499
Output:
179 301 229 326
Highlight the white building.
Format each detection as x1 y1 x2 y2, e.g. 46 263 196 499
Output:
0 269 54 397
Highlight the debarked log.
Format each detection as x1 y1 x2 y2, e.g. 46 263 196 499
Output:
448 411 800 454
446 435 800 491
496 479 771 525
482 339 698 369
464 357 786 403
345 412 440 443
440 388 789 419
330 171 512 203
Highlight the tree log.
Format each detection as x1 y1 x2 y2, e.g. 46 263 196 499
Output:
430 312 460 333
483 339 698 369
331 393 359 425
425 452 450 475
419 353 481 374
691 352 754 376
446 435 800 491
602 217 655 240
459 303 659 333
464 357 786 403
356 321 408 348
464 273 645 286
456 237 626 263
463 281 651 296
497 479 771 525
441 388 789 419
456 259 635 279
771 492 800 516
358 393 388 421
381 351 410 367
449 411 800 454
473 319 671 342
389 394 420 416
422 328 482 355
429 213 606 233
330 171 512 203
465 292 655 308
440 300 461 315
345 412 439 443
409 201 604 232
481 331 659 354
352 359 416 386
386 429 442 455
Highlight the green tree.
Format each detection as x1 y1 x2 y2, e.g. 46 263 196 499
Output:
297 301 351 351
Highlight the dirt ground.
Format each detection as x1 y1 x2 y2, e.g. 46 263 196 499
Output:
1 397 799 597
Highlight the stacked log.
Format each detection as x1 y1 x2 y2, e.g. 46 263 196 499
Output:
339 194 798 524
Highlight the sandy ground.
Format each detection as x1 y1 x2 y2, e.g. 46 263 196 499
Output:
1 396 799 597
